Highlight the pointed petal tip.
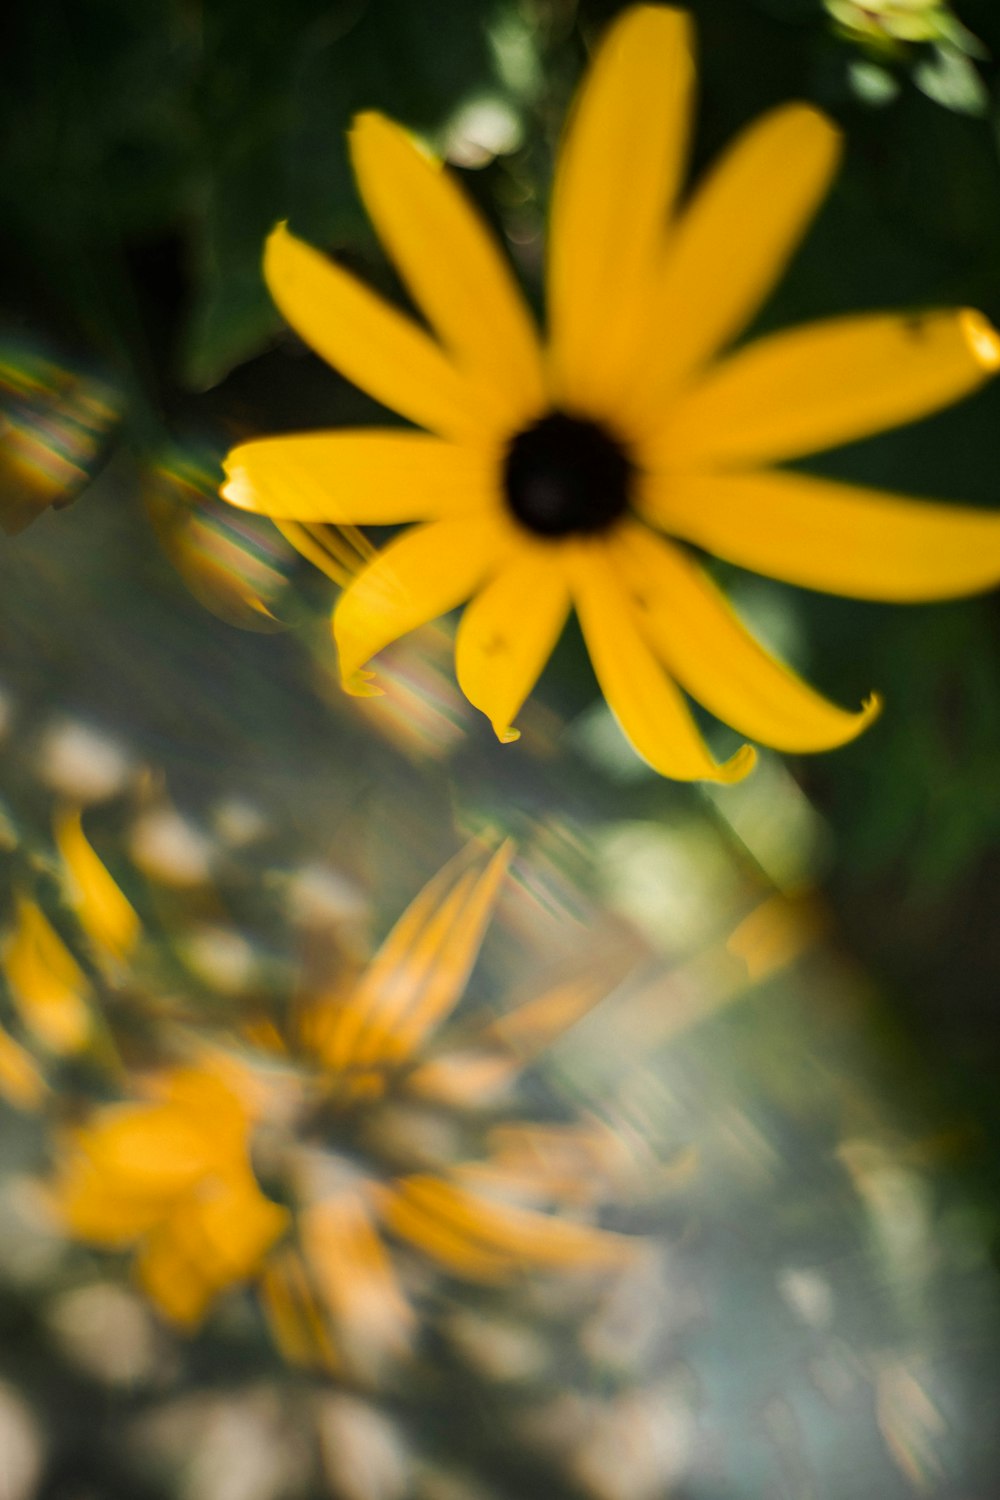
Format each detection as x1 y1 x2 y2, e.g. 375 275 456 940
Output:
263 221 296 284
811 689 882 753
860 690 883 726
342 668 384 699
959 309 1000 372
264 221 291 257
714 742 758 785
492 723 521 745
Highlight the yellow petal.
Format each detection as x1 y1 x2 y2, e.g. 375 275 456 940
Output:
485 976 615 1064
611 524 880 751
369 843 513 1068
188 1169 289 1283
377 1185 516 1283
316 849 482 1074
567 541 756 782
455 549 570 741
322 843 512 1075
260 1251 343 1373
136 1170 286 1326
136 1218 217 1327
657 309 1000 469
55 808 140 962
333 515 514 692
547 5 694 417
3 895 91 1055
57 1173 170 1245
648 468 1000 600
349 112 546 430
263 224 491 443
625 104 841 433
390 1174 630 1277
0 1026 46 1112
73 1104 223 1194
300 1194 414 1376
222 430 494 524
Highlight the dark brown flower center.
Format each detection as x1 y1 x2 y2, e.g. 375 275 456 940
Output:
502 411 634 538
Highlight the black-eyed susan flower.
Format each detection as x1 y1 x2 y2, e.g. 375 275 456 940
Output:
222 4 1000 782
48 843 630 1378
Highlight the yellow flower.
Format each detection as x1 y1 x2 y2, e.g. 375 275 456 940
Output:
49 845 629 1374
222 4 1000 782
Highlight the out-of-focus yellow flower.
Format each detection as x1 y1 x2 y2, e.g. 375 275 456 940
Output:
51 1056 290 1328
48 845 631 1376
223 4 1000 782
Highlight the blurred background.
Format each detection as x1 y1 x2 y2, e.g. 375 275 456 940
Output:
4 0 1000 1496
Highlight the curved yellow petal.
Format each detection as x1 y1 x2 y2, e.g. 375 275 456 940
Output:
625 104 841 434
392 1175 630 1273
55 808 140 962
455 549 571 741
263 224 491 443
0 1026 46 1113
3 896 91 1055
333 515 515 691
567 541 756 782
612 524 881 751
328 843 513 1075
56 1173 168 1245
349 112 546 430
222 430 494 524
648 468 1000 600
547 5 694 418
656 310 1000 469
75 1106 220 1193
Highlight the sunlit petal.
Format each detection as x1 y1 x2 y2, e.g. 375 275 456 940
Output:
72 1106 221 1194
3 895 91 1055
222 430 496 524
384 1174 631 1282
55 807 140 962
260 1251 342 1373
376 1181 516 1283
626 104 841 433
567 542 756 782
349 112 546 428
333 515 516 693
0 1026 46 1112
612 524 881 751
300 1194 414 1377
455 549 571 742
656 309 1000 469
547 5 694 417
321 843 512 1075
264 224 493 443
648 468 1000 600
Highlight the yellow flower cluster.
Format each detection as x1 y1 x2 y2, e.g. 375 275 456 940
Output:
16 824 630 1379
